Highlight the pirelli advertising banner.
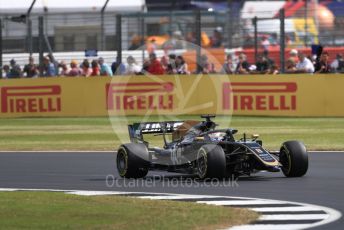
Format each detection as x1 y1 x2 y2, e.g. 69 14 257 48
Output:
0 75 343 117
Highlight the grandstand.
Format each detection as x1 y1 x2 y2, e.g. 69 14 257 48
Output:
1 0 344 77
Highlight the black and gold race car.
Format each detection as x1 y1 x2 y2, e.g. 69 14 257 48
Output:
116 115 308 179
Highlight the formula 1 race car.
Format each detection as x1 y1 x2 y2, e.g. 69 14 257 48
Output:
116 115 308 179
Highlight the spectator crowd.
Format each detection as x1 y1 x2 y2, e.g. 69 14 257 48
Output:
2 49 344 79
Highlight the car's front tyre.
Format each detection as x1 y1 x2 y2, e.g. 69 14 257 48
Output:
196 144 226 179
279 141 308 177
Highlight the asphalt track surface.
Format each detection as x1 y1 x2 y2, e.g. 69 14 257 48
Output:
0 151 343 229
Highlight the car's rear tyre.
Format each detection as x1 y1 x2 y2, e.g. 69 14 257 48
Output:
196 144 226 179
116 144 149 178
279 141 308 177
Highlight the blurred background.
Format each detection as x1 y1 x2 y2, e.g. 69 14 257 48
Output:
0 0 343 73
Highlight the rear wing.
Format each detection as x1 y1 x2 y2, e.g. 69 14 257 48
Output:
128 121 184 142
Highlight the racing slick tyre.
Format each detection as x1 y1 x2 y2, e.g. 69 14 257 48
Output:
196 144 226 179
279 141 308 177
116 143 149 179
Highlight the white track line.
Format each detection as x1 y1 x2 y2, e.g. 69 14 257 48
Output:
197 200 287 206
259 214 329 221
136 195 218 200
228 224 319 230
66 191 130 196
251 206 324 212
0 188 18 191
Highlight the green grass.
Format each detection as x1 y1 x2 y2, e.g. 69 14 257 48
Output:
0 116 344 150
0 192 258 230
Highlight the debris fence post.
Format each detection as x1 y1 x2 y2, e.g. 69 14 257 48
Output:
116 14 122 69
253 16 258 63
195 10 202 74
38 16 44 75
280 9 285 74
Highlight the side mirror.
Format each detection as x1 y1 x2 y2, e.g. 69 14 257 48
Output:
226 129 238 135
